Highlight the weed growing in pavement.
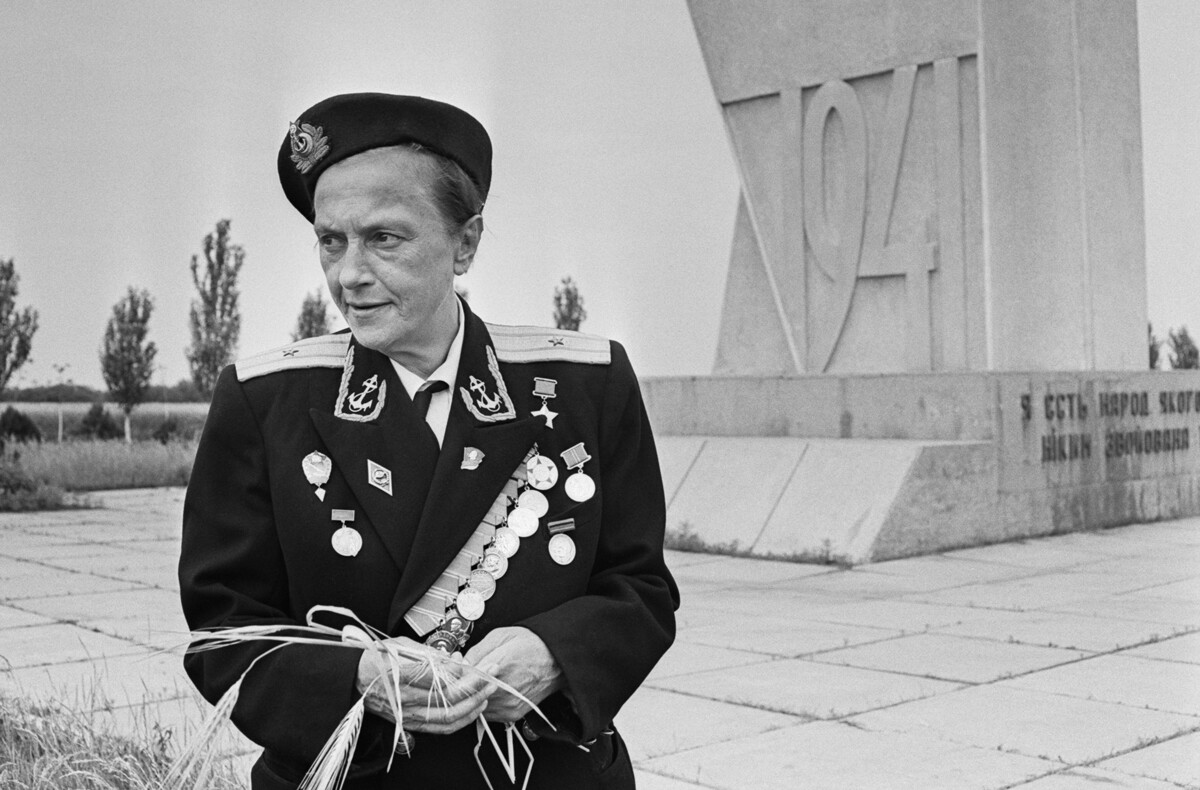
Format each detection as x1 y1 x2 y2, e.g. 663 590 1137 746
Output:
0 693 242 789
665 521 854 567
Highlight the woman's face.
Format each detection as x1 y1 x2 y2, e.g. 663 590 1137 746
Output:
313 146 479 367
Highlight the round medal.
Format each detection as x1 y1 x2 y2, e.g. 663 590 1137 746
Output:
548 533 576 566
517 489 549 518
492 527 520 558
526 455 559 491
469 569 497 600
564 471 596 503
331 526 363 557
444 615 471 638
394 729 416 756
481 550 509 579
427 630 458 653
456 587 486 621
507 507 539 538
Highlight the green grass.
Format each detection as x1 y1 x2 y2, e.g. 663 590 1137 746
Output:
12 440 198 491
6 402 209 443
0 694 243 789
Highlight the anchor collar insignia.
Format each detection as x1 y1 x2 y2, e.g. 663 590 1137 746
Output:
334 342 388 421
333 317 516 426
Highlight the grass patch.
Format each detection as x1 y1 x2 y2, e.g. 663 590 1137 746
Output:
0 694 243 789
12 440 197 491
665 521 854 568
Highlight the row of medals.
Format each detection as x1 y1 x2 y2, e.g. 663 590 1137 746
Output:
426 446 594 653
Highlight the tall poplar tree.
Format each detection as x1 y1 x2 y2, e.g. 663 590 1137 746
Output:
0 258 39 396
553 276 587 331
100 287 157 444
186 219 244 396
291 287 331 341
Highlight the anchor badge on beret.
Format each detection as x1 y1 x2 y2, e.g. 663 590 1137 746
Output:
289 121 330 174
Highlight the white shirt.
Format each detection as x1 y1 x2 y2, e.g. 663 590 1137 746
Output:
389 299 464 447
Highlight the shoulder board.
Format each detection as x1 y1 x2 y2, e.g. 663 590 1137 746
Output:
486 323 611 365
235 334 350 382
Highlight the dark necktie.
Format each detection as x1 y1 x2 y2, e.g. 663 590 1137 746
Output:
412 380 449 420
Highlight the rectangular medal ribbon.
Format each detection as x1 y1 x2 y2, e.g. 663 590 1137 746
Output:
547 517 575 535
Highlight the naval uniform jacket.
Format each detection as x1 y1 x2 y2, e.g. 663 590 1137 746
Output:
178 302 679 789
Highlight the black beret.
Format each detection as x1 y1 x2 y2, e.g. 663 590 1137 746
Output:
278 93 492 222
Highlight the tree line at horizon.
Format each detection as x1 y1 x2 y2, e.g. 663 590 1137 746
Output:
0 221 589 443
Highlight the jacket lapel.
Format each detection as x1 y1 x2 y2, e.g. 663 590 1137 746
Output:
309 337 440 573
388 306 543 630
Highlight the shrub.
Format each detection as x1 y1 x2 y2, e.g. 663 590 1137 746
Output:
151 416 181 445
76 402 123 440
0 405 42 443
0 455 73 510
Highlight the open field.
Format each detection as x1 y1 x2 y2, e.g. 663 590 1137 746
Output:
5 402 209 443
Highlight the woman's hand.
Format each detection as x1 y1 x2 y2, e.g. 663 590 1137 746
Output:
464 627 564 722
356 637 494 734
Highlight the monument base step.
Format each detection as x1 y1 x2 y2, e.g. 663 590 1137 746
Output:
657 436 1199 565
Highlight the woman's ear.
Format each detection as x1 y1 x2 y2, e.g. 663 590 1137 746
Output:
453 214 483 275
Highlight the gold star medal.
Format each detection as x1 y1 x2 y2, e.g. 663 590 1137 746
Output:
302 451 332 501
531 377 558 428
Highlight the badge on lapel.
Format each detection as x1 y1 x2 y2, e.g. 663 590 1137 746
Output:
334 345 387 422
367 459 393 496
459 346 516 423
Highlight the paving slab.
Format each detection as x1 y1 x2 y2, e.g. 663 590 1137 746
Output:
1047 594 1200 628
862 554 1047 588
1091 729 1200 787
811 632 1088 684
0 604 55 629
0 622 144 669
849 684 1199 764
1002 653 1200 717
1009 766 1181 789
940 541 1115 570
45 551 181 589
799 598 996 632
676 614 901 658
649 658 962 719
1124 630 1200 663
904 571 1149 612
14 586 180 623
633 770 713 790
0 562 144 599
2 651 193 707
933 608 1192 652
619 687 800 762
646 640 777 681
640 721 1063 790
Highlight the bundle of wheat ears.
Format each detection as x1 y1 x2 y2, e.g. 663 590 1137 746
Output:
164 605 551 790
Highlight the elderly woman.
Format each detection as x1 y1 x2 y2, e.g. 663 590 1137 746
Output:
178 93 678 789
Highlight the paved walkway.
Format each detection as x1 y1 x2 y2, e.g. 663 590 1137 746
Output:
0 489 1197 788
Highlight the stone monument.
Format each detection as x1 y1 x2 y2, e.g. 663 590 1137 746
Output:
643 0 1199 564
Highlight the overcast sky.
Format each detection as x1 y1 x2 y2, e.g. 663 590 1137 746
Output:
1 1 1196 389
